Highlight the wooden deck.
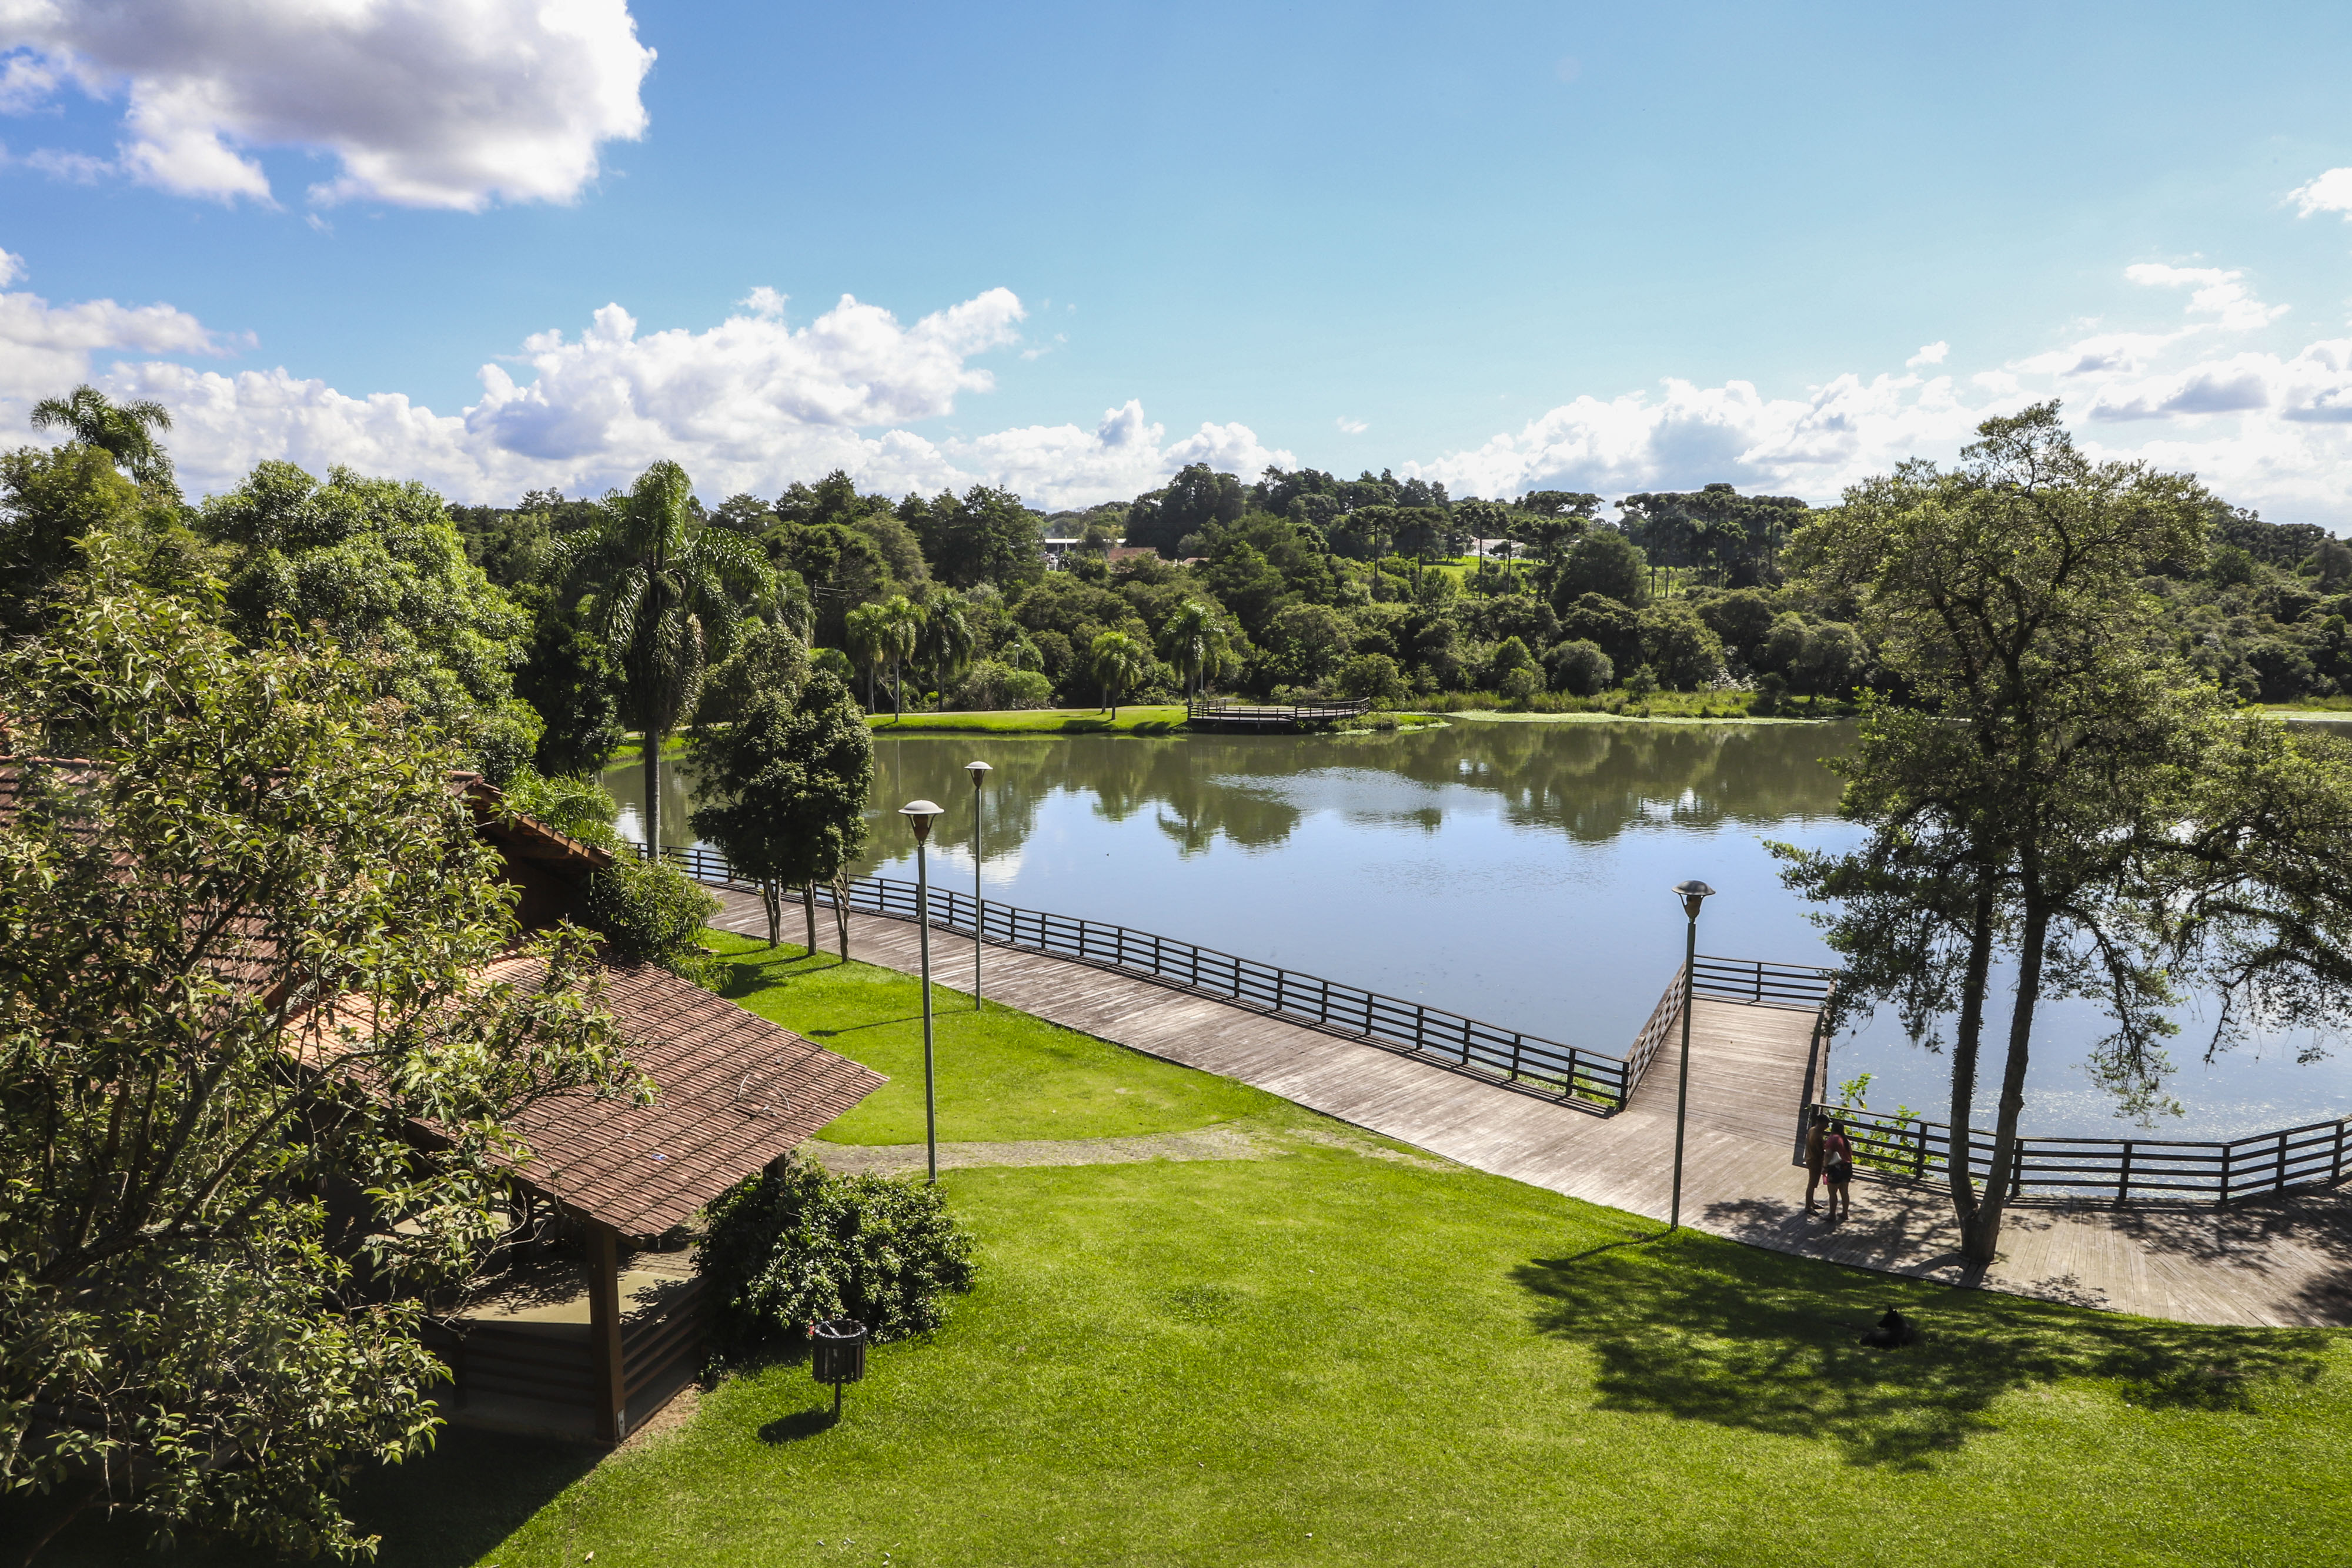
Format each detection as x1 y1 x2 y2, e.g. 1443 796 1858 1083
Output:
709 891 2352 1328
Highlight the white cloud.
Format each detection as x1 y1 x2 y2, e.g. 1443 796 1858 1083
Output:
0 245 22 286
0 1 653 209
2123 262 2287 332
15 256 2352 526
1335 416 1368 434
1906 341 1949 368
2290 167 2352 220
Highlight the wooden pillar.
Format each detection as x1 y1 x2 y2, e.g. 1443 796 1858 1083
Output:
588 1223 627 1445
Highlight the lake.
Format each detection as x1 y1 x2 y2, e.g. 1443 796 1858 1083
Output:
606 718 2352 1141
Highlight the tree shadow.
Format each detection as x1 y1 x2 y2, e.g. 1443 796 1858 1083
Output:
12 1424 602 1568
1511 1235 2333 1470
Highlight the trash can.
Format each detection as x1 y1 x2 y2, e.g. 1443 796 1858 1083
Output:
811 1319 867 1418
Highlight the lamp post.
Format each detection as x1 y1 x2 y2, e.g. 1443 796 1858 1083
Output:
901 799 946 1184
1668 879 1715 1232
965 760 991 1011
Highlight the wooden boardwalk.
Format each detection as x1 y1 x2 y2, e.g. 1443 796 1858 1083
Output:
709 891 2352 1328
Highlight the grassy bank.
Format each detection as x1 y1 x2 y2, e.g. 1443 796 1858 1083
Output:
38 931 2352 1567
863 706 1188 735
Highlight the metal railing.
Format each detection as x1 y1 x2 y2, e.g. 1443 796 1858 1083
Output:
1813 1102 2352 1206
1185 697 1373 727
643 841 1834 1118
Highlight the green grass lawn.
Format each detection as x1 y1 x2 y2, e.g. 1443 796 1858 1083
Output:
863 706 1189 735
34 934 2352 1567
707 931 1272 1144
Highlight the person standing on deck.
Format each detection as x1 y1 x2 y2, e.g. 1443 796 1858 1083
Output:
1803 1108 1830 1213
1820 1120 1855 1223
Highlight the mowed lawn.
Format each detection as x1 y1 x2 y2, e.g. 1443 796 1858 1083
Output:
37 936 2352 1567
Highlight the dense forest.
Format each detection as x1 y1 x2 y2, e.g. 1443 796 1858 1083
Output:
8 406 2349 794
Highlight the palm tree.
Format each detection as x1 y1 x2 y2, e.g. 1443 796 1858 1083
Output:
917 591 978 706
31 384 176 489
1089 630 1150 717
876 594 922 716
557 460 770 853
1155 599 1232 704
843 601 891 711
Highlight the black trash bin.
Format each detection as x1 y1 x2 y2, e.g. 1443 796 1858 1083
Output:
810 1319 868 1419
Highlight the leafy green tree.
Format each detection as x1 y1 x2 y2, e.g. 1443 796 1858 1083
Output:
1777 403 2222 1261
1337 651 1407 702
901 484 1045 589
0 444 209 638
1544 638 1614 696
201 462 544 784
557 460 771 849
1126 463 1246 558
1636 602 1726 690
29 384 175 490
1266 602 1350 687
1089 630 1151 715
916 591 978 702
514 610 624 776
1549 529 1649 609
843 600 891 711
0 569 638 1561
875 594 923 714
689 671 875 952
695 618 810 734
1155 599 1235 701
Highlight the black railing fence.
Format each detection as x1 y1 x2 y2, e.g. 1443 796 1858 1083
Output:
1815 1102 2352 1207
643 841 1825 1114
1185 697 1372 727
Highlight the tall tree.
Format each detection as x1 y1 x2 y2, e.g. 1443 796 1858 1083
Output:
0 566 637 1562
558 460 771 852
689 671 875 952
28 385 176 490
843 601 891 711
1777 403 2219 1262
916 591 978 701
1088 630 1151 716
1154 599 1234 702
875 594 923 714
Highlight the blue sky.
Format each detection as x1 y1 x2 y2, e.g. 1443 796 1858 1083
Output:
8 1 2352 521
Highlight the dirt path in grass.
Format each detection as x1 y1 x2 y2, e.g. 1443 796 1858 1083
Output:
807 1123 1454 1177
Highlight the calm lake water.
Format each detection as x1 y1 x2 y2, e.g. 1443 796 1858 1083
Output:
606 719 2352 1141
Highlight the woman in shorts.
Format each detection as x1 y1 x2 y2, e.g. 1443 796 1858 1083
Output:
1821 1119 1855 1222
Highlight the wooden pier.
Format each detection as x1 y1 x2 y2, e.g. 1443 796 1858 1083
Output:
1185 696 1371 729
706 887 2352 1328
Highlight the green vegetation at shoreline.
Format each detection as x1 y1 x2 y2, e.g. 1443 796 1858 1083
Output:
861 704 1188 735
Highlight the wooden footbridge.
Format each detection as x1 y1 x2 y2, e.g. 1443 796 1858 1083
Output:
675 856 2352 1328
1185 696 1371 729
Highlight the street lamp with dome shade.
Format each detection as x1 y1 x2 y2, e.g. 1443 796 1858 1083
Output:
900 799 946 1184
1669 880 1715 1231
965 760 992 1011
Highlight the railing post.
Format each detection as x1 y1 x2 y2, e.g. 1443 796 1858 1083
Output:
1912 1118 1925 1179
2278 1129 2291 1193
1414 1004 1426 1052
2219 1141 2233 1205
2336 1119 2348 1188
1319 978 1331 1024
2119 1140 2133 1204
1509 1033 1524 1081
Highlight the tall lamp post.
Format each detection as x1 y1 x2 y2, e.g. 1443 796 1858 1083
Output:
965 760 991 1011
901 800 946 1184
1668 879 1715 1232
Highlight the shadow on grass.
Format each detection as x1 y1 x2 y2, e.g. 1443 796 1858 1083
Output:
1512 1233 2333 1469
12 1425 600 1568
759 1407 843 1443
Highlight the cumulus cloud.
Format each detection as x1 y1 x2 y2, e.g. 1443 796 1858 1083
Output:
0 0 653 209
2122 263 2288 332
1906 341 1949 368
17 255 2352 526
2290 167 2352 220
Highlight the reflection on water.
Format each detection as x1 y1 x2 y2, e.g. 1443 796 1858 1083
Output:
606 719 2351 1139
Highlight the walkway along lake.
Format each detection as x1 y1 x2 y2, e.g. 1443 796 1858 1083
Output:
607 717 2352 1141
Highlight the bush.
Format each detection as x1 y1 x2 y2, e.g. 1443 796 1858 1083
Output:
1498 666 1544 701
811 646 854 683
699 1155 977 1358
1545 638 1614 696
1338 651 1409 703
944 657 1055 710
581 853 721 985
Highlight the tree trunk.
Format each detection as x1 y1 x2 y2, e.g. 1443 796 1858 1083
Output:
802 881 818 954
1945 873 1998 1229
641 728 662 858
760 879 780 947
832 872 851 960
1964 897 2049 1264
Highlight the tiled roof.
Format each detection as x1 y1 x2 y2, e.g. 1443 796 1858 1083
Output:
495 957 887 1237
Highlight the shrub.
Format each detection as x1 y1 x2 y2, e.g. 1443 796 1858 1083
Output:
811 645 854 683
699 1156 977 1358
1545 638 1614 696
581 853 720 985
1498 665 1544 701
1625 664 1661 698
1338 651 1409 702
944 657 1055 710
